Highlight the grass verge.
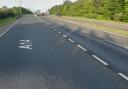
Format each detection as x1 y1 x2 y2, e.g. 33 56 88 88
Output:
0 17 16 27
53 16 128 36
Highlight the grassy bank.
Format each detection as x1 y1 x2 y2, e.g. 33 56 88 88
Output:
0 17 16 27
53 16 128 36
63 16 128 25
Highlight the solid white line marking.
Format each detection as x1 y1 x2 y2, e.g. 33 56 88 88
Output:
63 35 67 38
68 38 74 43
77 45 87 51
105 40 128 50
0 21 18 38
118 73 128 81
92 55 108 66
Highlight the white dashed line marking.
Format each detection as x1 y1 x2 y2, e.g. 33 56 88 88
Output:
77 45 87 51
68 38 74 43
54 26 57 28
58 31 61 34
118 73 128 81
92 55 108 66
63 35 67 38
81 30 88 34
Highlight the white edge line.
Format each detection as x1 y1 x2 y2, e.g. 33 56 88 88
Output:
105 40 128 50
0 21 18 38
92 55 108 66
77 45 87 51
118 73 128 81
68 38 74 43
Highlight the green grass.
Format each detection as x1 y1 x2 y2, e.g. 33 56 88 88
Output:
70 17 128 36
63 16 128 24
92 25 128 36
0 17 16 27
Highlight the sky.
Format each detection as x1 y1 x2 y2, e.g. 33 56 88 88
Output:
0 0 77 12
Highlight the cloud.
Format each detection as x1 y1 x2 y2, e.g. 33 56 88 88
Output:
0 0 77 12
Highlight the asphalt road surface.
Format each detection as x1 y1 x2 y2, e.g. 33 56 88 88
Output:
40 16 128 78
0 15 128 89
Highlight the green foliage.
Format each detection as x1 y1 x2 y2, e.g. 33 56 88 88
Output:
0 7 32 20
13 7 33 15
49 0 128 22
0 8 14 19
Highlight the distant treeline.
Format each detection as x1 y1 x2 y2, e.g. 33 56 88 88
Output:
0 6 32 19
49 0 128 22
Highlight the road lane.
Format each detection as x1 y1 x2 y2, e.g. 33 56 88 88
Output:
0 15 127 89
40 16 128 77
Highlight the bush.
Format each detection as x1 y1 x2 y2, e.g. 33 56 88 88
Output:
113 12 123 21
96 15 107 20
0 7 32 20
84 13 98 19
0 8 15 19
121 13 128 22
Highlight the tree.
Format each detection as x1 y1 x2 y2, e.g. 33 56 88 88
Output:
49 0 128 22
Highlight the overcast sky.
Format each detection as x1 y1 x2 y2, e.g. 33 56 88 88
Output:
0 0 77 12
